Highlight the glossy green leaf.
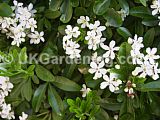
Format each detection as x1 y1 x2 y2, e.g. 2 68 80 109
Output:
137 80 160 92
49 0 63 11
48 84 64 115
60 0 73 23
35 65 55 82
93 0 111 15
0 3 13 17
45 10 61 19
130 6 153 19
117 27 132 39
52 76 81 91
32 84 47 112
142 19 159 26
118 0 129 13
143 28 155 47
103 8 123 27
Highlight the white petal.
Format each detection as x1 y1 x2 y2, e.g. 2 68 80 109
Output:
109 84 115 92
109 40 115 48
100 82 109 89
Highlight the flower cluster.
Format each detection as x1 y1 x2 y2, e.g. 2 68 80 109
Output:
0 76 28 120
128 34 160 80
0 0 45 47
150 0 160 25
63 25 81 59
124 80 136 99
0 76 14 119
63 16 106 59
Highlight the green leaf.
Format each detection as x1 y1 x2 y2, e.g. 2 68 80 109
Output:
103 8 123 27
140 0 147 6
32 84 47 112
0 3 13 17
129 6 153 19
35 65 55 82
143 28 155 47
93 0 111 15
60 0 73 23
49 0 63 11
142 19 159 26
52 76 81 91
21 79 33 101
19 47 27 63
48 84 64 115
45 10 61 19
118 0 129 13
117 27 132 39
118 42 134 80
137 80 160 92
63 63 76 79
71 0 79 7
74 7 87 16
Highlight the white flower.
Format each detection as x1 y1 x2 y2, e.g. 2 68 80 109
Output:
88 61 107 80
91 52 103 64
26 18 37 32
85 31 101 50
65 40 81 59
77 16 90 28
0 91 5 105
89 20 106 36
115 64 120 69
13 0 23 7
102 40 119 62
117 9 128 21
19 112 28 120
132 61 153 78
100 73 122 92
144 47 160 64
130 49 144 65
128 34 144 50
80 84 91 97
0 76 13 96
152 63 160 80
150 0 160 15
99 37 106 48
65 25 80 39
0 103 15 120
114 115 119 120
27 3 37 16
28 31 45 44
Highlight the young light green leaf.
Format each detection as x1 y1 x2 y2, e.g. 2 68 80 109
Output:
93 0 111 15
52 76 81 91
32 84 47 112
35 65 55 82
